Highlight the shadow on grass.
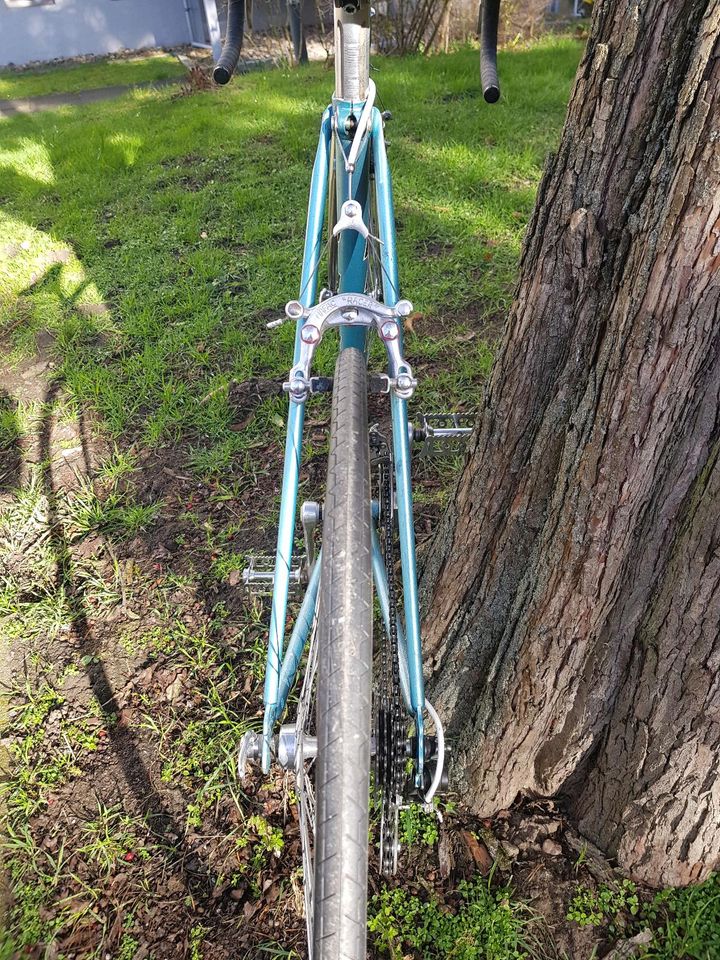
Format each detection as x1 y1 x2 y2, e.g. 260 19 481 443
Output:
35 379 225 886
0 390 22 494
0 267 279 955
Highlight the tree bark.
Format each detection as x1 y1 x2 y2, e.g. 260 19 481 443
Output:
420 0 720 886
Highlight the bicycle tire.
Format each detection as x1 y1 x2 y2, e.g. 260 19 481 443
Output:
313 347 373 960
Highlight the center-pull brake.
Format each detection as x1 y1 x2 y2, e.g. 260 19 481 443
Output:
277 292 418 403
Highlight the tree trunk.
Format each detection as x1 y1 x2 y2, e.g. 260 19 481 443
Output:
420 0 720 886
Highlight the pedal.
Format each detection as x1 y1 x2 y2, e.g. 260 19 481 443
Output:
242 554 305 598
413 413 474 459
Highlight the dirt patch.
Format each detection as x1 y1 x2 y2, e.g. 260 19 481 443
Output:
416 237 456 261
432 299 505 340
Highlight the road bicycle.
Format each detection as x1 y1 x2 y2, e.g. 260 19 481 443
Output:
213 2 500 956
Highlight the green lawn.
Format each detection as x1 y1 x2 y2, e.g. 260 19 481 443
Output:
0 52 186 101
0 37 581 474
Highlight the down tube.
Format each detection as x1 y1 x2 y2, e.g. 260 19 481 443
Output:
371 110 425 781
262 109 332 772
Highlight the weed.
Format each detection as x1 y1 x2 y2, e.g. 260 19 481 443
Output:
233 813 285 895
77 803 150 878
128 621 251 827
211 549 247 581
117 934 141 960
189 924 206 960
644 873 720 959
399 802 440 848
0 403 22 449
369 877 538 959
253 945 300 958
567 878 640 931
3 664 111 815
573 843 587 871
69 473 162 538
568 873 720 960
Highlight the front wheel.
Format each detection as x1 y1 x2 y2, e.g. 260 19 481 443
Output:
313 347 373 960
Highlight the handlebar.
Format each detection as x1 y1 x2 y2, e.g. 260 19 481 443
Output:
213 0 245 85
479 0 501 103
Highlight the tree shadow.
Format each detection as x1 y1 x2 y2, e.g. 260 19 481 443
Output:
36 378 214 891
0 390 22 495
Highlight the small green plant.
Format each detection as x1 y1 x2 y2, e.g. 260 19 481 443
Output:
0 402 22 449
108 501 162 536
643 873 720 960
399 802 440 848
569 873 720 958
189 924 206 960
77 803 148 878
221 813 287 898
369 878 535 960
117 934 140 960
573 843 587 871
234 813 285 894
567 879 640 930
210 549 247 581
247 814 285 855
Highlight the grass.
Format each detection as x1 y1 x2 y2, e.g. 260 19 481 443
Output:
0 36 582 477
0 53 186 101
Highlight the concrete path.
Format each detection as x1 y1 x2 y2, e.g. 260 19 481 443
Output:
0 75 182 119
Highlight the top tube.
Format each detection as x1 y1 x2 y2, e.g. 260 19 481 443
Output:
334 1 371 101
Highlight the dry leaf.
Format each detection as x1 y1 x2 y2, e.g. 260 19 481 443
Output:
461 829 493 875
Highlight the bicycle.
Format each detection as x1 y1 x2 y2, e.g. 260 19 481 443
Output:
213 2 501 956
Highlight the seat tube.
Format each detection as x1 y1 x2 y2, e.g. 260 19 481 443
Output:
333 0 372 348
334 99 371 350
334 0 370 101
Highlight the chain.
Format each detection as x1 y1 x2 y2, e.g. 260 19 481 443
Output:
372 430 407 875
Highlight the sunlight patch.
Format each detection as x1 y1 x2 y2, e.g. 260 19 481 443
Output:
0 137 55 186
104 132 143 169
0 215 79 300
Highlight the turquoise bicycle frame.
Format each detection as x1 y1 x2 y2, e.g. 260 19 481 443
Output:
261 96 426 784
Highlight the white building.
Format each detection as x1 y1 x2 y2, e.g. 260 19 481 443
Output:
0 0 314 69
